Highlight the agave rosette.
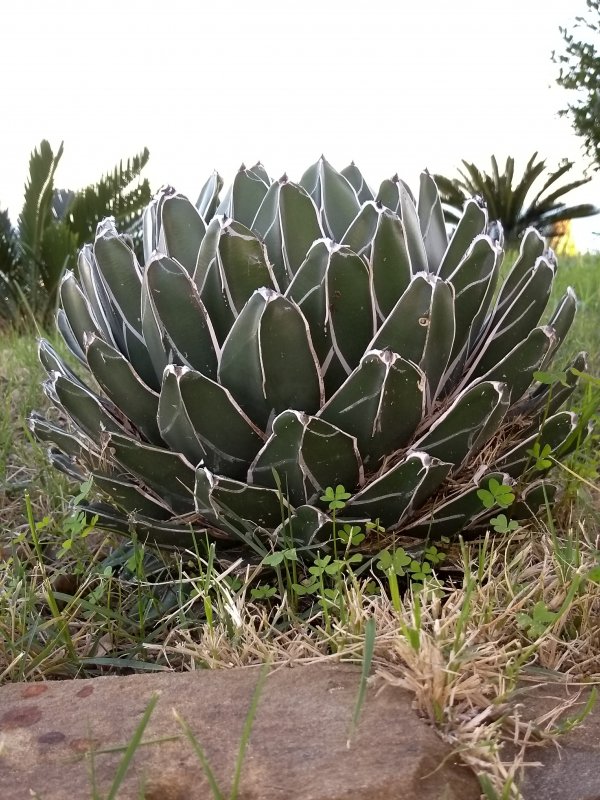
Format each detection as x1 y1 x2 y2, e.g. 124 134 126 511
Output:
31 158 587 556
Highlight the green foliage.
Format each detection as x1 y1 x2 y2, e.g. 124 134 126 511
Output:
433 153 598 246
31 158 589 567
554 1 600 169
0 141 150 327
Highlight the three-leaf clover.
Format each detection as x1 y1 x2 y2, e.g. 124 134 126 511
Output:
376 547 412 576
320 485 351 510
490 514 520 534
477 478 515 509
517 601 558 638
527 442 553 470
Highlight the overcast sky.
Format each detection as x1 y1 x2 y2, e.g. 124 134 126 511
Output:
2 0 598 248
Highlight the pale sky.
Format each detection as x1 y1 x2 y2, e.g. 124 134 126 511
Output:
2 0 598 248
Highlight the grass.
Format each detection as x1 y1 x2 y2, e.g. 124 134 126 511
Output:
1 251 600 798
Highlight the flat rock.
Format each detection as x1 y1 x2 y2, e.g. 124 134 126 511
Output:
508 678 600 800
0 662 479 800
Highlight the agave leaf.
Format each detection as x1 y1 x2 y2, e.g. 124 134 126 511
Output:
248 410 363 506
319 349 426 466
177 367 265 479
203 471 289 529
511 480 557 520
495 227 545 310
157 366 207 466
346 452 451 528
278 181 324 282
467 257 554 378
45 372 124 441
85 334 163 445
418 172 448 272
370 209 412 319
196 170 223 222
375 175 401 213
414 381 510 467
91 473 174 520
219 289 323 430
57 308 86 364
28 412 96 460
273 504 334 549
494 411 578 477
399 183 428 273
144 254 219 379
47 447 87 482
369 273 455 403
473 326 557 401
326 244 376 379
107 432 196 513
218 164 270 228
284 239 331 363
158 191 207 274
60 270 102 358
81 502 205 549
341 201 382 256
77 245 117 347
403 470 510 538
38 338 87 388
444 236 500 370
341 163 374 203
544 287 577 363
218 218 278 312
93 219 143 335
514 351 587 420
437 199 487 279
300 157 360 242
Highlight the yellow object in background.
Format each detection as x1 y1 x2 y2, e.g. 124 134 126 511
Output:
549 220 578 256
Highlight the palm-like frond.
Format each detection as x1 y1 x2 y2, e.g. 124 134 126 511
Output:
18 141 64 264
434 153 598 245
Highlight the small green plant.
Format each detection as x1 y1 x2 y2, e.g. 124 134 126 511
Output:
489 514 519 534
516 601 559 639
477 478 515 510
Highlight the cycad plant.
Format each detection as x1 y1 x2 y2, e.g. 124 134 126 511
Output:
0 141 150 326
31 158 588 562
433 153 598 247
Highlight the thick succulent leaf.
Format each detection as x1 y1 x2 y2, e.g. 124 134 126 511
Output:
402 470 511 539
444 236 499 370
217 164 270 228
177 367 265 479
254 179 323 288
85 334 163 445
47 447 86 482
346 451 451 528
417 172 448 272
93 219 143 336
38 338 87 388
466 257 554 379
196 171 223 222
299 157 360 242
157 366 207 466
248 410 363 506
495 227 545 311
325 244 376 380
494 411 578 477
219 289 323 430
514 351 587 421
92 473 174 519
544 287 577 363
341 163 374 204
200 470 289 529
29 412 96 460
144 254 219 379
375 175 402 213
399 183 428 273
511 480 557 520
284 239 331 363
319 349 426 466
218 218 277 312
473 326 556 401
414 381 510 467
107 432 196 513
369 273 455 403
273 504 334 550
57 308 86 364
45 372 128 444
341 201 381 256
437 199 487 279
370 209 412 319
77 245 117 347
59 271 103 353
158 191 206 274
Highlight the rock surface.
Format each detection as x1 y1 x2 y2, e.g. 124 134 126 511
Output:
0 662 479 800
509 678 600 800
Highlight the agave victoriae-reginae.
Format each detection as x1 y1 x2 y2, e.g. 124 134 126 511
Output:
31 158 588 560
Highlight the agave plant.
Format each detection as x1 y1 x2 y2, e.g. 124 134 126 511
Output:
31 158 588 563
433 153 598 247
